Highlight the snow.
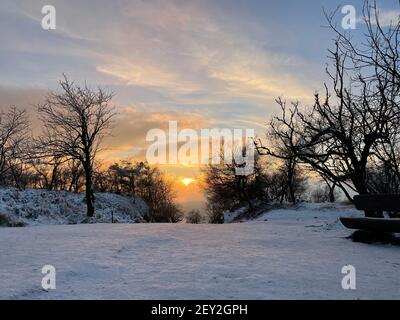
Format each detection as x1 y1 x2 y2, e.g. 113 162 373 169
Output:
0 188 148 226
224 206 249 223
0 202 399 299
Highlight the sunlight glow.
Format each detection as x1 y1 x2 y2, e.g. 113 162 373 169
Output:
181 178 195 186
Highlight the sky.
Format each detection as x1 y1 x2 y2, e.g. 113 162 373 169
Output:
1 0 399 209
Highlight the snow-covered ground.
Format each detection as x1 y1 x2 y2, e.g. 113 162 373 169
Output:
0 188 148 226
0 203 399 299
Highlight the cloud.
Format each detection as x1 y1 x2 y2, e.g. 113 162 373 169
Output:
98 104 214 163
91 0 315 106
96 62 200 94
1 0 319 110
357 6 400 27
374 9 400 26
0 85 48 133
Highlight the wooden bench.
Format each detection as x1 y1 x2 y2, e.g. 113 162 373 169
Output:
340 194 400 233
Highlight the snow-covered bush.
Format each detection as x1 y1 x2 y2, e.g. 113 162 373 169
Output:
0 188 148 226
0 212 25 227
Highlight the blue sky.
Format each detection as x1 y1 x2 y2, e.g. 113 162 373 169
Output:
0 0 399 203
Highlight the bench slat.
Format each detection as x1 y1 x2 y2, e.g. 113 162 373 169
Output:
340 217 400 233
353 194 400 211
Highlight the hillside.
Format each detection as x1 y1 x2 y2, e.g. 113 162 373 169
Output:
0 188 148 226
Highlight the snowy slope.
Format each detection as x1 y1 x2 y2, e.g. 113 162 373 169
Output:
0 203 399 299
0 188 148 226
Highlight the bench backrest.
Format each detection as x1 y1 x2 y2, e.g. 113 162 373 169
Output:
353 194 400 211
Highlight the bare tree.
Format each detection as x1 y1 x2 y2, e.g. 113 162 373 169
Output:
320 175 338 203
134 162 183 223
29 156 62 190
99 161 138 196
206 201 225 224
257 1 400 214
202 149 268 216
255 99 306 203
37 76 116 217
0 106 30 187
186 209 203 224
65 159 85 192
94 161 183 223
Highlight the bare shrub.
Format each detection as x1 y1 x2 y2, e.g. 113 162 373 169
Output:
186 209 203 224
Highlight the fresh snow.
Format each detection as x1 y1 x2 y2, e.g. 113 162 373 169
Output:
0 188 148 226
0 202 399 299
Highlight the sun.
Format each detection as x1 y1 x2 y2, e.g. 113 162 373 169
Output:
181 178 195 186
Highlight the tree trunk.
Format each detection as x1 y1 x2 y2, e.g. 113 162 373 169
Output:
243 190 254 212
84 164 95 217
288 182 296 204
328 182 336 203
49 164 58 190
352 170 369 195
329 187 335 203
287 158 296 204
352 175 384 218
